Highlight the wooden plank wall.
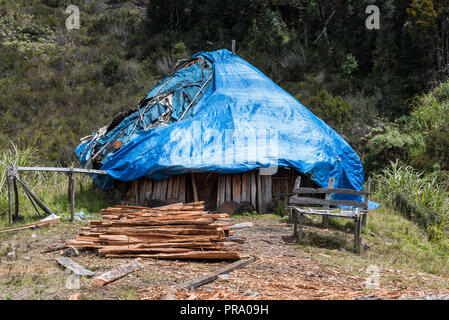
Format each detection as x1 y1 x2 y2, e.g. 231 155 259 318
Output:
216 170 272 213
125 169 308 213
127 175 187 205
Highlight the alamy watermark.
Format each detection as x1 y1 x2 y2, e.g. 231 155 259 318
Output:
364 264 381 289
366 5 380 30
65 5 80 30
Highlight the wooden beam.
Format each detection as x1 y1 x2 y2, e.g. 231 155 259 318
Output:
16 166 107 175
293 187 367 196
93 259 141 286
0 217 60 234
172 257 256 291
289 196 368 209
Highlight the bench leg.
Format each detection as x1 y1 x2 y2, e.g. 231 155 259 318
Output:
293 209 298 237
362 212 367 226
299 212 303 243
354 217 361 254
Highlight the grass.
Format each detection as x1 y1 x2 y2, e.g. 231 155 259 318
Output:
374 161 449 245
299 206 449 281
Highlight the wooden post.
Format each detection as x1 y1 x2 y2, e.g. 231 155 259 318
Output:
362 177 371 226
354 216 361 254
13 177 19 219
68 170 75 222
322 177 335 228
292 208 298 236
298 212 303 243
288 206 293 224
7 173 12 225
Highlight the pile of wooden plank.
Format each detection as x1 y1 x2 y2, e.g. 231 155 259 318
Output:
66 201 242 260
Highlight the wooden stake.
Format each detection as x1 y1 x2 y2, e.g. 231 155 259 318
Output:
322 177 335 228
68 171 75 222
362 177 371 226
13 177 19 219
7 173 12 225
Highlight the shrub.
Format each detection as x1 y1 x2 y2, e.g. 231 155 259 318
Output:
363 125 413 172
102 56 120 86
171 42 188 60
306 90 353 134
341 53 358 77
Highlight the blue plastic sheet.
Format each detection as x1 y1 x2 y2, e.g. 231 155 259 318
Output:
76 49 378 209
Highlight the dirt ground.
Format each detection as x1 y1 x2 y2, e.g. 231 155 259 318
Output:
1 216 449 300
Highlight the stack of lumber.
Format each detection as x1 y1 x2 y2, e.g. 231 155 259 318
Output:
66 201 242 260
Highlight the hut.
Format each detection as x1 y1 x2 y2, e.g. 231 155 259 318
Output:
76 49 364 213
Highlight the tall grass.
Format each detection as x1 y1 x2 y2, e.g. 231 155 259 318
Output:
375 160 449 243
0 144 116 228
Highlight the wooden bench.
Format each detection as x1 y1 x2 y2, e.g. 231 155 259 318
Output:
288 176 371 254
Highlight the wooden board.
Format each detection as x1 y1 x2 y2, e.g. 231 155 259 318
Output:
0 217 60 234
55 257 95 276
172 176 179 200
257 171 263 212
232 174 241 203
225 175 232 202
178 175 186 203
217 175 226 209
289 196 368 209
166 178 173 199
250 171 257 209
261 174 272 213
145 179 153 202
241 173 248 202
93 259 142 286
174 256 256 290
160 179 168 201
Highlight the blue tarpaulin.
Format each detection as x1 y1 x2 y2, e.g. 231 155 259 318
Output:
76 49 378 209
